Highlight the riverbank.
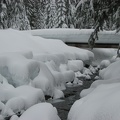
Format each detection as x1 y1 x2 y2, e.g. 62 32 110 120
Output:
52 80 93 120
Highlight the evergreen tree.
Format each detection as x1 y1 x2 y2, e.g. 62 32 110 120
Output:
65 0 74 28
55 0 68 28
45 0 56 28
0 1 7 29
24 0 45 29
0 0 30 30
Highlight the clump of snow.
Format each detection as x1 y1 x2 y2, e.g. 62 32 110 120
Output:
83 67 92 76
0 53 40 87
92 48 116 65
53 88 64 99
10 115 19 120
75 71 86 78
110 55 120 63
94 76 99 80
100 60 110 69
32 62 55 97
0 85 45 110
99 60 120 80
18 103 61 120
2 97 25 117
67 60 84 72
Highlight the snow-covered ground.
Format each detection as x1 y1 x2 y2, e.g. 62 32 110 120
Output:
31 28 120 44
68 47 120 120
0 28 119 120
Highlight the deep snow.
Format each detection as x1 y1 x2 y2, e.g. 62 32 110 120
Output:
0 28 119 120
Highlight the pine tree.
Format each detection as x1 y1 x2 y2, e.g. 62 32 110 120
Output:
0 1 7 29
75 0 94 29
24 0 45 29
0 0 30 30
45 0 56 28
65 0 74 28
55 0 68 28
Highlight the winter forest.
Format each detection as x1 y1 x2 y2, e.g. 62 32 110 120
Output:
1 0 120 120
0 0 120 31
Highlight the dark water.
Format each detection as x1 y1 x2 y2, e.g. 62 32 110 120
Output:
52 80 93 120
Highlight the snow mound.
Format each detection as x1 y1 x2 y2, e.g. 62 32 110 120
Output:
0 85 45 109
67 60 84 72
32 62 55 97
18 103 61 120
92 48 116 65
100 60 110 69
0 53 40 87
2 97 25 117
68 83 120 120
99 60 120 80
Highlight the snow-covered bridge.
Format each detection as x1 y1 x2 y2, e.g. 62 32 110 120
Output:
31 29 120 48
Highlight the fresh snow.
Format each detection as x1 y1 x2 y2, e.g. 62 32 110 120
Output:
31 28 120 44
18 103 61 120
0 28 119 120
68 56 120 120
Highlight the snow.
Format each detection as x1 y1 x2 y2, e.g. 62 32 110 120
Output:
2 97 25 116
1 28 119 120
99 60 120 80
67 60 84 72
31 28 120 44
92 48 116 65
32 62 55 97
18 103 61 120
68 83 120 120
0 85 45 113
68 58 120 120
0 53 40 87
100 60 110 69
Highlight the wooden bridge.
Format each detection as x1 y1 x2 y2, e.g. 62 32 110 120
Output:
31 29 120 48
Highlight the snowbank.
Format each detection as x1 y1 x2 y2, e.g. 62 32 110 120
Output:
0 53 40 87
67 60 84 72
92 48 116 65
68 83 120 120
0 85 45 111
18 103 61 120
99 60 120 80
31 28 120 44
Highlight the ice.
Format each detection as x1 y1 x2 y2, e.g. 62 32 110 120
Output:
18 103 61 120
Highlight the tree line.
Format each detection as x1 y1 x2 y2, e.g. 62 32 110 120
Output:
0 0 120 31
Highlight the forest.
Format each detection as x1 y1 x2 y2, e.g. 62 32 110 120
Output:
0 0 120 31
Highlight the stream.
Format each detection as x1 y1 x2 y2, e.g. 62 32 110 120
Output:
52 80 94 120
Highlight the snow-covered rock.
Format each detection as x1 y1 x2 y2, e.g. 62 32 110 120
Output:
32 62 55 97
2 97 25 116
18 103 61 120
53 88 64 99
92 48 116 65
67 60 84 72
10 115 19 120
0 85 45 109
100 60 110 69
99 60 120 80
0 53 40 87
